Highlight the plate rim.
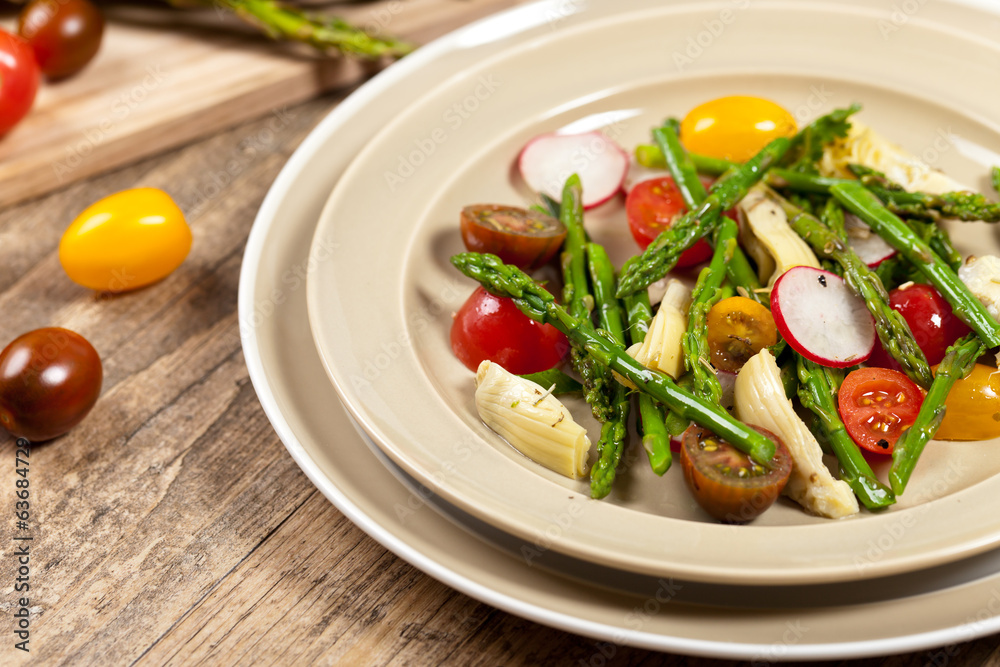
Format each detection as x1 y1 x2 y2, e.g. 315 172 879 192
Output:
238 0 1000 657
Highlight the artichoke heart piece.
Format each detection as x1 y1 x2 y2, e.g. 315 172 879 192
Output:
738 186 821 286
958 255 1000 324
734 350 859 519
627 279 690 379
819 120 967 194
475 361 591 479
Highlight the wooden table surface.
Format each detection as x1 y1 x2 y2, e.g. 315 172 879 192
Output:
4 15 1000 667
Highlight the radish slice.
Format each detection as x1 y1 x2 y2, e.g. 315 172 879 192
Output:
844 213 896 267
770 266 876 367
518 131 628 209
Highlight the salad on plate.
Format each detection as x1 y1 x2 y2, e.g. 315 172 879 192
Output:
446 95 1000 524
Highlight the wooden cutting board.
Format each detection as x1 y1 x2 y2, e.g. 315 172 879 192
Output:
0 0 523 207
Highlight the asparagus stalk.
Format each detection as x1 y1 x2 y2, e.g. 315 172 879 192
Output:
518 369 582 395
198 0 416 58
993 167 1000 196
796 356 896 510
587 244 631 499
634 145 731 175
850 164 1000 223
760 185 933 388
653 122 764 301
623 287 672 476
681 218 738 403
558 175 613 421
452 252 777 465
616 137 791 297
889 334 985 495
831 182 1000 349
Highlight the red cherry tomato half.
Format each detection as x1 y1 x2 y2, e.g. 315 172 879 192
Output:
625 176 737 268
18 0 104 80
868 283 971 369
0 328 103 442
451 287 569 374
838 367 924 455
460 204 566 270
0 30 40 137
679 424 792 523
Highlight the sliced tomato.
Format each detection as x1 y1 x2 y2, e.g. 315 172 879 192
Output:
451 287 569 374
934 363 1000 441
868 283 971 369
705 296 777 372
838 367 924 454
679 424 792 523
460 204 566 271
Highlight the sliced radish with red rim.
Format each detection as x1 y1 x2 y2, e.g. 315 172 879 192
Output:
518 131 628 209
770 266 876 367
844 213 896 267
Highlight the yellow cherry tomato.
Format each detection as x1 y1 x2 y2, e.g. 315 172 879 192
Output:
933 363 1000 441
59 188 192 292
705 296 777 373
680 96 797 163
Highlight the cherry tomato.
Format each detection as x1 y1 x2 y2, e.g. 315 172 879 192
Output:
59 188 192 292
679 424 792 523
680 96 797 163
625 176 713 267
460 204 566 270
868 283 971 369
838 367 924 454
0 328 102 442
0 30 40 137
451 287 568 374
934 363 1000 441
18 0 104 80
705 296 777 372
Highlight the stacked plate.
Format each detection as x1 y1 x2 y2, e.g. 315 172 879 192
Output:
239 0 1000 658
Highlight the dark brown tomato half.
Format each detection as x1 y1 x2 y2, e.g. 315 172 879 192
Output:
679 424 792 523
460 204 566 271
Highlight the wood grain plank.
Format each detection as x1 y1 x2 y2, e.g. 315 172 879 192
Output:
0 0 523 208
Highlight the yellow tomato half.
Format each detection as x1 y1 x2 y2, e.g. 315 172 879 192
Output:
680 96 797 163
934 363 1000 441
59 188 192 292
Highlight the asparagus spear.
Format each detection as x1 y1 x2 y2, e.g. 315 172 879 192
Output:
195 0 416 58
616 137 791 297
623 287 672 476
653 122 764 301
889 334 985 495
831 182 1000 349
452 252 777 465
558 175 613 421
993 167 1000 196
780 103 862 173
519 369 582 395
760 185 933 388
850 164 1000 223
634 145 731 175
681 218 738 403
796 356 895 510
587 244 631 499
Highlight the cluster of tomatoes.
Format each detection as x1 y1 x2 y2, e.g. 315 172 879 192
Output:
1 0 105 136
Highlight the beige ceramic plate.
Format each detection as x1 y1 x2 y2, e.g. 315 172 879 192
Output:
239 3 1000 655
307 0 1000 585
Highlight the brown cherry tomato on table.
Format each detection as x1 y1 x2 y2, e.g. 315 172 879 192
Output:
18 0 104 80
679 424 792 523
460 204 566 271
705 296 777 373
867 283 971 369
0 328 103 442
838 367 923 455
0 30 40 137
451 287 568 375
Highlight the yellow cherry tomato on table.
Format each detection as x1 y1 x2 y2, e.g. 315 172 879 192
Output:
933 363 1000 441
59 188 192 292
680 95 798 163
